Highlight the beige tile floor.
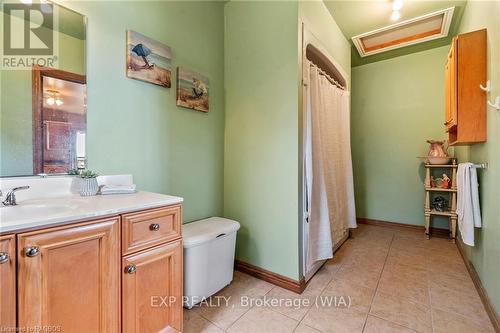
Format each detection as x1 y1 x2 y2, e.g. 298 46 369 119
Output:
184 224 496 333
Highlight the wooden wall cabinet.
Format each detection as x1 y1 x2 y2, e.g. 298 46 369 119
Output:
445 29 487 145
445 38 458 130
0 235 16 330
1 204 183 333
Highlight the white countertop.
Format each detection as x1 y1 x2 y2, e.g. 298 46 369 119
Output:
0 191 183 233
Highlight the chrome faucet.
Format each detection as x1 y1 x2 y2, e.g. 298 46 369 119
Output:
2 186 30 206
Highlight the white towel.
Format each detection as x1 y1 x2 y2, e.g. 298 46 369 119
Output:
456 163 482 246
100 184 137 195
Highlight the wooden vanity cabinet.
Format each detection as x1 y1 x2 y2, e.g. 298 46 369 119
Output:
445 29 487 145
5 204 182 333
17 217 121 333
122 240 183 333
0 235 16 331
121 205 183 333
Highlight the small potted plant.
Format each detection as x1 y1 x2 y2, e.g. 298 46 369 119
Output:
78 170 99 196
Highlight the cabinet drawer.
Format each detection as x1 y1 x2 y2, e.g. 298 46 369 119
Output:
122 205 181 255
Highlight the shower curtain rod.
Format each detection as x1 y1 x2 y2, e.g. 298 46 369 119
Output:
310 62 345 90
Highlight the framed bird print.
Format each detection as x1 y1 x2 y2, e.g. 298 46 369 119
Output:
176 67 209 113
126 30 172 87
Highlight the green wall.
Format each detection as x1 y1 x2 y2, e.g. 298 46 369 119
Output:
298 1 351 81
224 1 300 280
0 69 32 176
65 1 226 223
224 0 351 280
351 46 450 227
455 0 500 315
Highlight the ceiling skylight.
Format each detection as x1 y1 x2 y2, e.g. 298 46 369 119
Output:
352 7 455 57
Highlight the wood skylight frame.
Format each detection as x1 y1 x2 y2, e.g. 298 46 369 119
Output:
352 7 455 57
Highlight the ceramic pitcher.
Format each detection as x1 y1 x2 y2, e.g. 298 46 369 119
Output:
426 140 448 157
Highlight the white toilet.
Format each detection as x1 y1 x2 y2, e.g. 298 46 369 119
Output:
183 217 240 308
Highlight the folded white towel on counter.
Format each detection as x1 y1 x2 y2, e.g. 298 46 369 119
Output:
97 174 133 186
100 184 137 195
457 163 482 246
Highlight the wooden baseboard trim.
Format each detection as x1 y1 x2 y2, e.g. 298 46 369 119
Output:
234 259 305 294
356 218 450 237
455 240 500 332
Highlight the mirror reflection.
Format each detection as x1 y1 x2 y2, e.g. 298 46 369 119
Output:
0 1 87 177
35 69 87 174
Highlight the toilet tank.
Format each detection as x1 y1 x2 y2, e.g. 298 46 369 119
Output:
183 217 240 308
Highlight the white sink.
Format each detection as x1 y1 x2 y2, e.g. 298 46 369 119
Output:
0 203 75 224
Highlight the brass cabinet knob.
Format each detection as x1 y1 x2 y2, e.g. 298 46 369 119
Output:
125 264 137 274
149 223 160 231
24 247 40 258
0 252 9 264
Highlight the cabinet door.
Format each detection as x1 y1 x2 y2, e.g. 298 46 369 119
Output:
445 38 458 129
0 235 16 331
455 29 487 144
18 217 120 333
122 239 183 333
445 57 451 129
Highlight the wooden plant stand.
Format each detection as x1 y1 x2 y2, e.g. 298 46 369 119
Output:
424 159 458 242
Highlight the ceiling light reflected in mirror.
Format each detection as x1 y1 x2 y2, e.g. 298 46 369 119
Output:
45 90 64 106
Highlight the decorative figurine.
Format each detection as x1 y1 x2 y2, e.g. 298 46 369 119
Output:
441 174 451 189
432 196 448 212
430 176 436 188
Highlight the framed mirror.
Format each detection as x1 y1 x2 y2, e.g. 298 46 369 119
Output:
0 1 87 177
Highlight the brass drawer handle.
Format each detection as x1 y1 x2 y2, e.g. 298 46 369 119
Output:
0 252 9 264
149 223 160 231
24 247 40 258
125 264 137 274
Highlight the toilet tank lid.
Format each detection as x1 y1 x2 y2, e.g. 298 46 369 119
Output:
183 217 240 248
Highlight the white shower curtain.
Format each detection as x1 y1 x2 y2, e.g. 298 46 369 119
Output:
304 61 357 267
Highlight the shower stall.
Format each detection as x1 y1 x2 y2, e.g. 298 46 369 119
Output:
300 25 357 281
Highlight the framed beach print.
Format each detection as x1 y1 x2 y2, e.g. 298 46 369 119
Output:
126 30 172 87
176 67 209 112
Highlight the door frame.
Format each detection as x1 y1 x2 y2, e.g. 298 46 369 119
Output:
32 65 86 175
300 23 349 281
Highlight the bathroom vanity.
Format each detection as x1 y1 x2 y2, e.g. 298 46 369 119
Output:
0 190 183 333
